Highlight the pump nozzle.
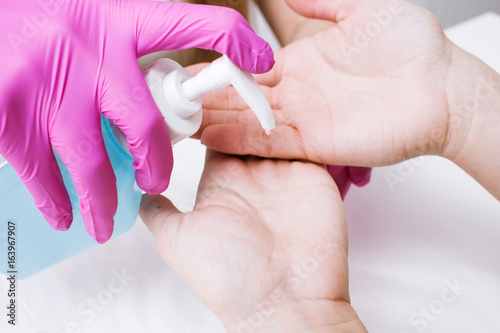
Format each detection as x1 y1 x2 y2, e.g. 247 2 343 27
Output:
142 55 276 145
181 55 276 132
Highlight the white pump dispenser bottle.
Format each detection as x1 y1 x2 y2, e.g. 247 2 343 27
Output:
142 55 276 144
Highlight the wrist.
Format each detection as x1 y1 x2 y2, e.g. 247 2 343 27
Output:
223 299 367 333
442 44 500 160
442 43 500 197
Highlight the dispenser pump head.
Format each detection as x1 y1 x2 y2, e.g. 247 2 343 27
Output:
143 55 276 145
180 55 276 133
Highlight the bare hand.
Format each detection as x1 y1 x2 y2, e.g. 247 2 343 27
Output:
199 0 460 167
140 151 366 332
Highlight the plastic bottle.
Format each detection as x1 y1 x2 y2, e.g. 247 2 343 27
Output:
0 55 275 278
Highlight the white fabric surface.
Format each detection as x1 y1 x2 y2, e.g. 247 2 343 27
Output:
1 7 499 333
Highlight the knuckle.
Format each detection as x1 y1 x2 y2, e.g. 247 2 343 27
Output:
216 7 246 32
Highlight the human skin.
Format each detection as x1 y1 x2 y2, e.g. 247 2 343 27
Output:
255 0 372 198
255 0 334 46
186 0 371 197
140 151 367 332
197 0 500 199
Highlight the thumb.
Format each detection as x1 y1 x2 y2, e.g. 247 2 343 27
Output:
284 0 359 22
140 194 182 244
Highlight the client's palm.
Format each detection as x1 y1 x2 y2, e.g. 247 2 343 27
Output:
140 151 352 329
200 0 454 166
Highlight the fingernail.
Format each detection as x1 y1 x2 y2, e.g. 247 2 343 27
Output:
95 235 111 244
92 223 114 244
135 171 170 196
59 211 73 231
140 194 162 225
140 194 152 210
256 45 275 73
40 206 73 231
80 199 114 244
92 222 114 244
140 194 154 223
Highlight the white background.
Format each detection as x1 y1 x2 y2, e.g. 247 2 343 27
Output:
410 0 500 28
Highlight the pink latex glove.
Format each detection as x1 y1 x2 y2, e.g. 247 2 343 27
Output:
0 0 274 243
327 166 372 200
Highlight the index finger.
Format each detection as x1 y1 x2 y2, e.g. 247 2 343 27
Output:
126 1 275 74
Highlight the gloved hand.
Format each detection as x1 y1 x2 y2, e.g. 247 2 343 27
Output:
327 166 372 200
0 0 274 243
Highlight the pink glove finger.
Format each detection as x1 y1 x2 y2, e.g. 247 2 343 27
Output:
1 142 73 231
127 1 275 74
50 111 118 244
327 166 373 200
348 166 372 187
0 99 73 230
327 165 351 200
100 64 173 195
